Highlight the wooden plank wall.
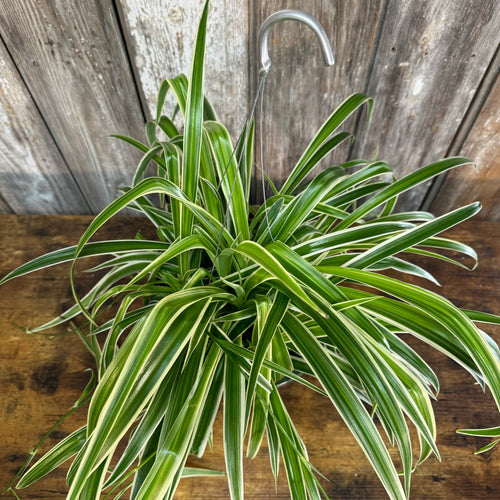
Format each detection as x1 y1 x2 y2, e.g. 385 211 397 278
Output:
0 0 145 214
349 0 500 211
0 39 88 214
248 0 385 201
0 0 498 216
115 0 248 138
430 51 500 219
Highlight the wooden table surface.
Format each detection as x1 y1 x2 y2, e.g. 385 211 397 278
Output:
1 215 499 499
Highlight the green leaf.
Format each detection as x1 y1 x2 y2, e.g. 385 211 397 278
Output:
325 160 392 200
293 221 413 259
132 144 163 186
205 121 249 240
235 241 318 311
118 234 216 291
210 333 325 397
369 256 440 285
71 178 233 260
17 427 87 489
30 262 149 333
464 310 500 325
320 266 500 411
261 167 346 245
296 131 353 183
266 418 280 484
199 137 224 222
67 294 217 498
245 297 272 459
457 426 500 454
280 94 373 194
457 426 500 438
473 439 500 454
145 121 157 145
268 243 413 493
224 336 245 500
110 134 150 154
339 286 484 386
343 203 481 270
155 79 170 121
191 360 224 456
268 387 308 500
129 424 161 499
245 293 289 426
180 0 209 247
132 345 222 499
79 458 111 500
103 363 181 489
0 240 170 285
282 313 405 500
418 236 478 268
158 115 179 138
235 118 254 201
181 467 225 477
335 157 474 230
247 396 268 461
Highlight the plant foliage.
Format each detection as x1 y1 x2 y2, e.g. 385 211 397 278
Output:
2 2 500 499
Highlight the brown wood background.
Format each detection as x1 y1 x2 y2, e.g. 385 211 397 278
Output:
1 215 499 498
0 0 498 215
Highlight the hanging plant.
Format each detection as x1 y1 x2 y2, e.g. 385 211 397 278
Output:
2 2 499 499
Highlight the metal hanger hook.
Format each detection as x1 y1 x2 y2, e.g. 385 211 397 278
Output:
258 10 335 75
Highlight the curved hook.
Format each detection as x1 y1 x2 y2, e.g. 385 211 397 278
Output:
258 10 334 75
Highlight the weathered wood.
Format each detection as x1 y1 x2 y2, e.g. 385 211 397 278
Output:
420 44 500 214
0 0 145 214
350 0 500 211
0 194 10 214
0 215 156 498
116 0 248 139
249 0 385 201
0 1 499 219
0 39 89 214
1 215 499 498
430 66 500 219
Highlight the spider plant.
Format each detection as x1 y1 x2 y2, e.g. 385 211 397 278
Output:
2 2 500 499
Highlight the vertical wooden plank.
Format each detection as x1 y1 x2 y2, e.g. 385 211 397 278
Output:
0 195 10 214
116 0 248 139
249 0 385 200
430 73 500 219
0 40 89 214
350 0 500 210
0 0 145 214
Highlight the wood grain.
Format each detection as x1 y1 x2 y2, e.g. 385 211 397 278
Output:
0 39 88 214
249 0 385 201
0 1 499 219
350 0 500 211
0 0 145 214
116 0 248 139
430 67 500 219
0 215 499 498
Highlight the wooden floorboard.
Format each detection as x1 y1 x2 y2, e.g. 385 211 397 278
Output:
0 215 499 498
